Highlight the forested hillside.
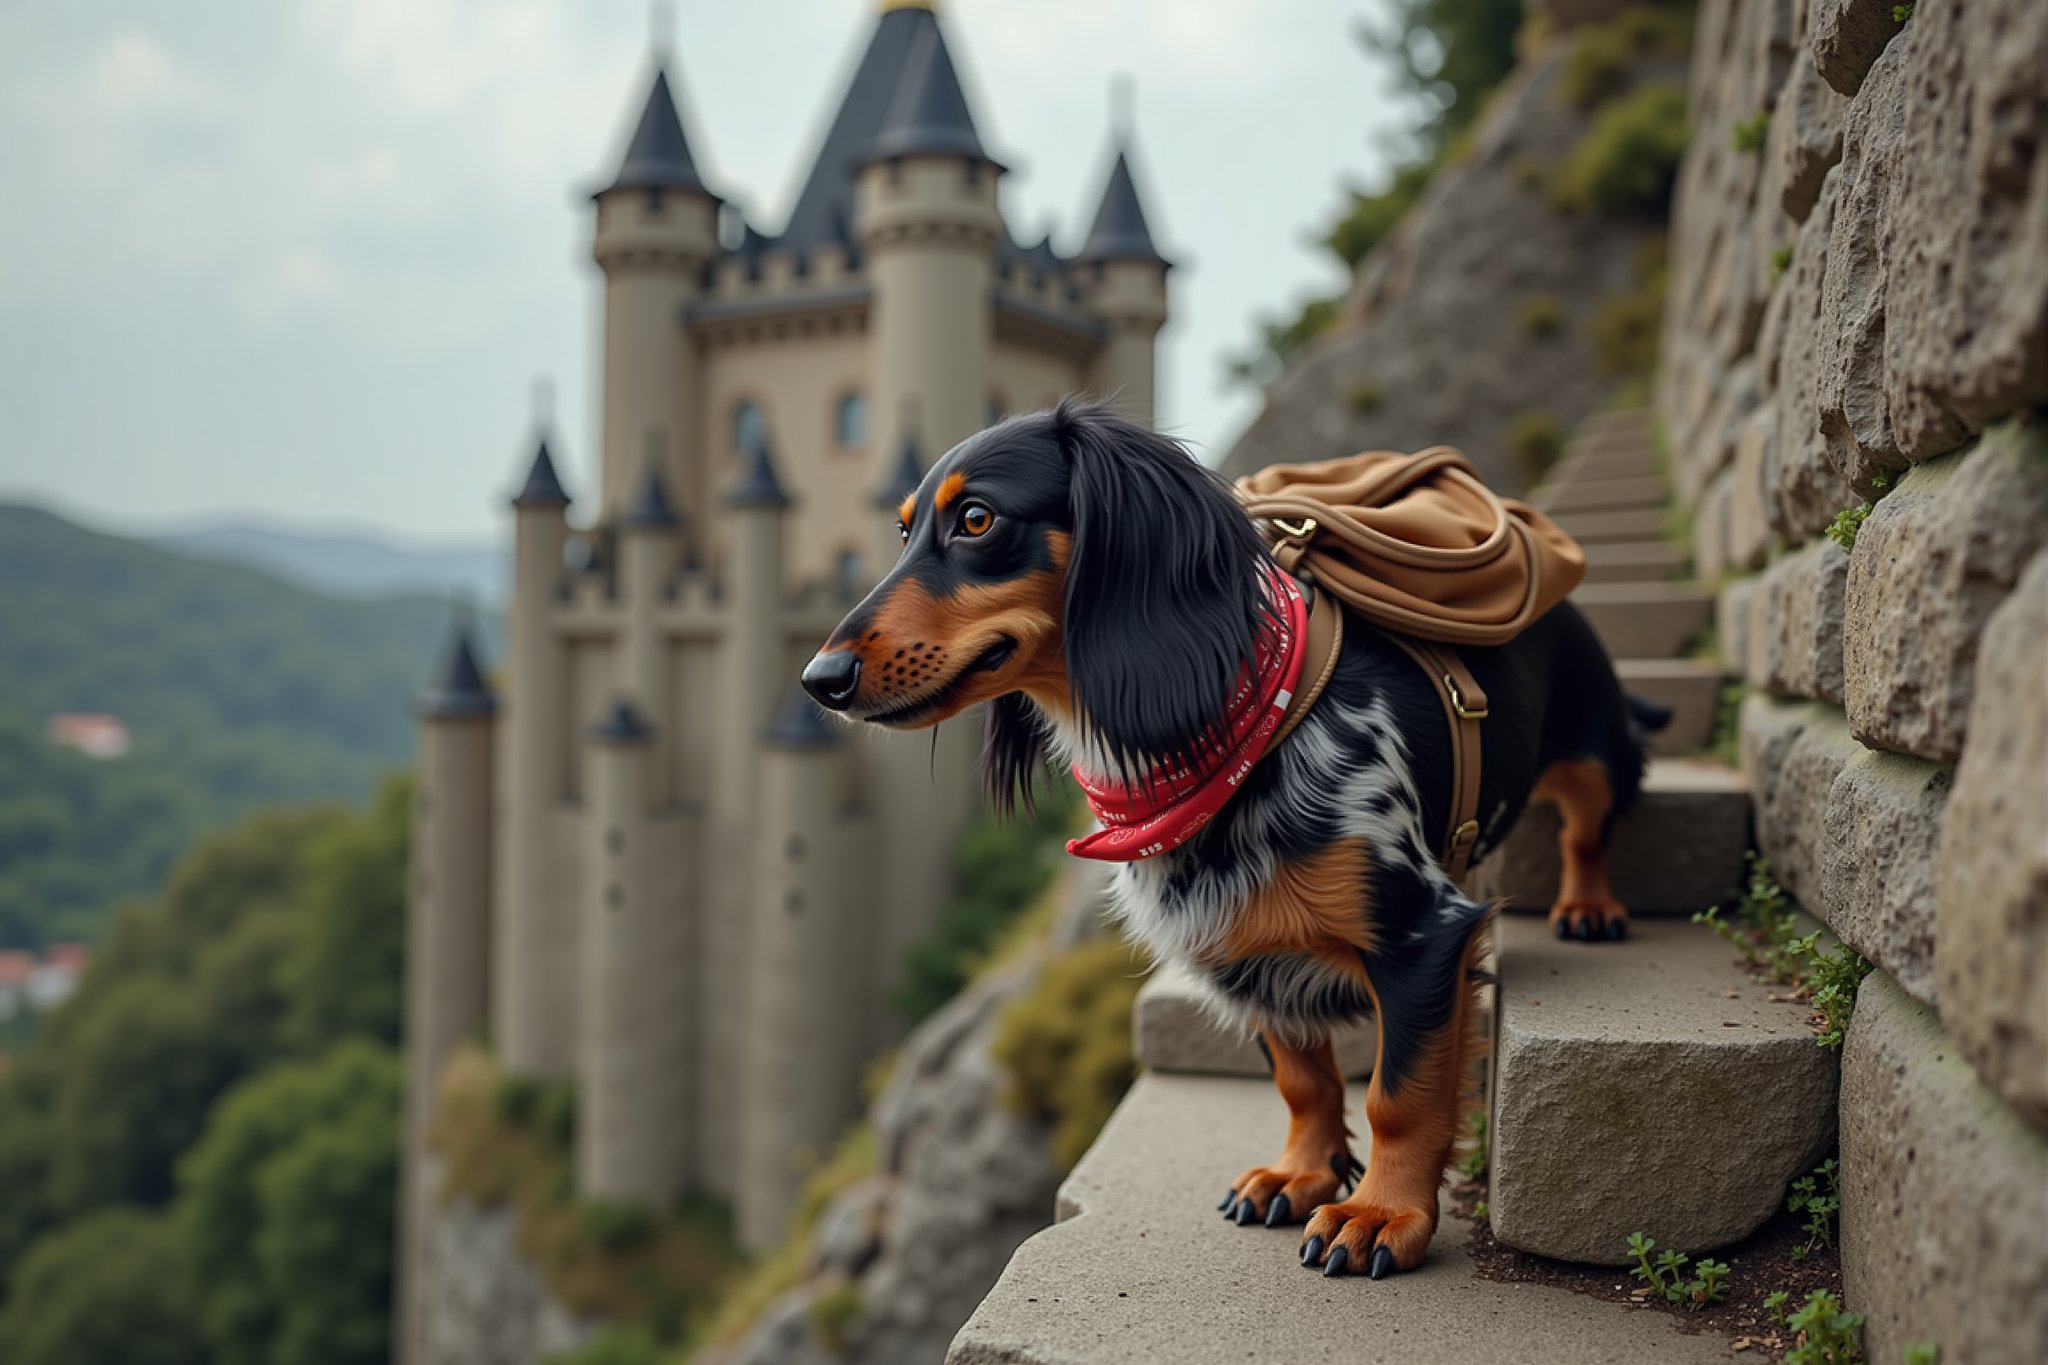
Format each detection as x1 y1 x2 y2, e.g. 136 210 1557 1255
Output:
0 503 495 947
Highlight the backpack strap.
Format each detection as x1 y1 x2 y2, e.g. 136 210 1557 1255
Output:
1272 584 1344 749
1376 631 1489 883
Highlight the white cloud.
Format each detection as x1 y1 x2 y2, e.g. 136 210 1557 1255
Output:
89 29 223 115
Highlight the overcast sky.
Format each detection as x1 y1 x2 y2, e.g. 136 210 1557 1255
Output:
0 0 1416 542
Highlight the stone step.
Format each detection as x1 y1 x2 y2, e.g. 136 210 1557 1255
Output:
948 1071 1746 1364
1573 580 1715 659
1531 474 1669 515
1580 539 1689 584
1487 915 1838 1265
1135 959 1377 1078
1575 408 1653 442
1555 449 1660 483
1550 506 1669 543
1616 657 1724 755
1466 759 1750 915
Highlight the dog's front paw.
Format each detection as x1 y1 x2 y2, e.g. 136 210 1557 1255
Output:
1218 1150 1358 1228
1549 897 1629 942
1297 1196 1435 1279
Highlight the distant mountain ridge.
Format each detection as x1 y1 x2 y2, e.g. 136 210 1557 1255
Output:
152 521 505 605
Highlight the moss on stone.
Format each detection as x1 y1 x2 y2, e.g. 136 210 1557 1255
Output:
1509 411 1568 484
991 938 1150 1172
1517 293 1567 338
1346 379 1383 413
1551 82 1689 216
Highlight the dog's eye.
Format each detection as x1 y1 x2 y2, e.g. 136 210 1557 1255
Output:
897 520 909 545
958 502 994 538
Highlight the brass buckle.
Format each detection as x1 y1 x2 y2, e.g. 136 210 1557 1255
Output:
1270 516 1318 544
1452 818 1480 846
1445 675 1489 720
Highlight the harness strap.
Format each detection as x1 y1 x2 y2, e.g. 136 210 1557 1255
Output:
1272 586 1343 749
1377 631 1489 883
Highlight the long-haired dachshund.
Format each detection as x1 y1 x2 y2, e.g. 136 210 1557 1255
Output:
801 400 1655 1279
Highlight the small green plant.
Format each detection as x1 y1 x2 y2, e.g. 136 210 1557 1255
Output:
1769 245 1794 282
1893 4 1915 22
1551 81 1689 216
1824 471 1892 553
1787 1157 1842 1254
1472 1199 1489 1221
1625 1233 1730 1309
579 1197 657 1251
1518 293 1566 338
1784 1288 1865 1364
1903 1345 1939 1365
1732 108 1770 153
1561 25 1631 110
1347 379 1383 413
807 1280 864 1352
1458 1110 1490 1181
1792 936 1875 1049
1509 411 1568 483
1710 680 1745 766
1694 851 1800 978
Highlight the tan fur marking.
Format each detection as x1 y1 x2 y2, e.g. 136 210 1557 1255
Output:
897 493 916 530
1207 838 1375 964
933 470 968 515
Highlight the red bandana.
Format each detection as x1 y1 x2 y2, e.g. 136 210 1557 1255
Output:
1066 573 1308 862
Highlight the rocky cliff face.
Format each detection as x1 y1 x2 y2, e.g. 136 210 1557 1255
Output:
1224 18 1687 488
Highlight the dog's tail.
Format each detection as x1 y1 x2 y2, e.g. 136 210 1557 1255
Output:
1626 692 1674 735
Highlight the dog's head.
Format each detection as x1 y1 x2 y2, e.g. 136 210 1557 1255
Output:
801 399 1276 812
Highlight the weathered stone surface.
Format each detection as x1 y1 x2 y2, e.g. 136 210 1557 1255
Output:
1532 474 1668 514
1676 356 1754 503
1133 959 1375 1079
1842 425 2048 763
1490 916 1838 1264
1816 34 1912 488
1767 183 1858 535
1754 538 1849 704
1819 748 1949 1009
1936 550 2048 1129
948 1072 1747 1365
418 1156 598 1365
1692 465 1734 580
1727 407 1774 569
1616 657 1723 756
1881 0 2048 456
1774 24 1848 220
1574 581 1715 659
1738 691 1818 795
1581 539 1687 584
1751 702 1864 907
1552 506 1670 544
1810 0 1901 96
1716 575 1757 679
1471 760 1751 916
1839 972 2048 1365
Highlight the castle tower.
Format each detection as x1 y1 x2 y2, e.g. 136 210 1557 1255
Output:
400 621 497 1364
868 415 924 568
618 441 682 802
592 59 719 519
854 4 1006 484
739 687 863 1250
1077 121 1171 422
495 427 577 1079
576 698 690 1203
693 438 792 1193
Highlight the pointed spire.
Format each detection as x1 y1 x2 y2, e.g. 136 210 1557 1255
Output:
590 696 653 744
624 431 680 528
729 436 791 509
763 683 840 749
861 17 997 166
513 437 571 509
873 413 925 507
602 66 717 199
417 616 497 719
1079 149 1168 265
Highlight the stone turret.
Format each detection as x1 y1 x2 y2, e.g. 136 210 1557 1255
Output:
1077 123 1170 424
619 434 682 802
496 425 577 1079
400 620 497 1364
739 687 863 1250
854 5 1005 485
577 698 690 1204
592 59 720 518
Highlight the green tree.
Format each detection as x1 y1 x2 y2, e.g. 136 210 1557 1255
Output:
179 1040 402 1365
282 776 412 1052
0 1209 206 1365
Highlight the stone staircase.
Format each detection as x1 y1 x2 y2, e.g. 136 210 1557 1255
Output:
947 412 1830 1363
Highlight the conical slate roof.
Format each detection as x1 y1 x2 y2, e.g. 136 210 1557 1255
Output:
1078 149 1168 265
602 68 716 199
512 437 571 509
862 18 994 166
872 431 925 507
729 439 792 509
416 620 497 719
763 683 840 749
590 697 653 744
623 458 680 529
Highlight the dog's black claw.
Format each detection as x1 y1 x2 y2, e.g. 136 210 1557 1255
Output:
1265 1194 1292 1227
1574 918 1594 942
1234 1198 1257 1226
1554 918 1571 940
1322 1245 1350 1278
1606 918 1627 941
1368 1246 1398 1280
1301 1235 1325 1267
1218 1189 1236 1211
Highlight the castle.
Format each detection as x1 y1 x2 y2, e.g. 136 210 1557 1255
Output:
399 0 1169 1353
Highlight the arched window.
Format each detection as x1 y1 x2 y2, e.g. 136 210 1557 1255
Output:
732 400 764 455
835 392 866 448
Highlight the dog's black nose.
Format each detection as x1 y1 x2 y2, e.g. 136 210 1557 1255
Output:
801 651 862 710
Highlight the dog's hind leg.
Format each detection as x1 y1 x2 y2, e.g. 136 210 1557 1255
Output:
1219 1030 1357 1228
1531 756 1629 942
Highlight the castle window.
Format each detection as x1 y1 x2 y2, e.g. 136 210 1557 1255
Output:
835 392 866 448
732 400 764 455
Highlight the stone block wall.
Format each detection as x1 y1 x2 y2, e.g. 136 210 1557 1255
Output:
1658 2 2048 1360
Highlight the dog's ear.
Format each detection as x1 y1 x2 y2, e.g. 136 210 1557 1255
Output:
982 692 1047 819
1053 400 1276 779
